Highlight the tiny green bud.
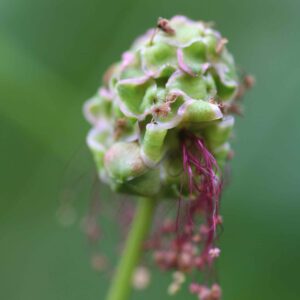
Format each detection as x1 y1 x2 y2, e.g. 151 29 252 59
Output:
104 142 147 182
141 123 167 167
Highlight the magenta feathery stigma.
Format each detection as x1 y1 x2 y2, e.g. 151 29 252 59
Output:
83 16 253 300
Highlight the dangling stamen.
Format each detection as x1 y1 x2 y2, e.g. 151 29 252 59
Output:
181 132 222 265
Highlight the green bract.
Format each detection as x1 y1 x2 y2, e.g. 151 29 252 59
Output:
84 16 240 198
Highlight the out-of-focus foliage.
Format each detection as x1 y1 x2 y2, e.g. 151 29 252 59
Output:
0 0 299 299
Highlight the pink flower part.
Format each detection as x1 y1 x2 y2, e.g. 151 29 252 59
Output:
190 283 221 300
201 62 211 74
120 51 135 71
210 284 222 299
99 87 114 99
208 247 221 258
182 133 222 264
189 282 202 294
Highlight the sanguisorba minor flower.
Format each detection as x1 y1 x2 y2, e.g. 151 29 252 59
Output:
84 16 253 300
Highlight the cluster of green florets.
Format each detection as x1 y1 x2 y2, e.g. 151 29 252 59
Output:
84 16 241 198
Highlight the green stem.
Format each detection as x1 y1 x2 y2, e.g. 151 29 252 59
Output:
105 197 156 300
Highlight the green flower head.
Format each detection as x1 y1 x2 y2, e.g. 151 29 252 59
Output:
84 16 244 198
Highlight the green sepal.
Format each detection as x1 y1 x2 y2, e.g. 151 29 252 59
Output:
141 124 168 166
182 41 206 74
167 72 208 100
116 77 156 116
115 169 161 197
104 142 148 182
213 143 231 170
181 100 223 123
155 16 202 46
141 42 177 77
203 116 234 148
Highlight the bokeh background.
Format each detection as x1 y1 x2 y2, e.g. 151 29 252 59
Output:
1 0 300 299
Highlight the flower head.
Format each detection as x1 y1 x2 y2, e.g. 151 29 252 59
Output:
84 15 252 298
84 16 243 197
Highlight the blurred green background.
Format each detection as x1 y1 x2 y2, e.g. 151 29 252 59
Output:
1 0 300 299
